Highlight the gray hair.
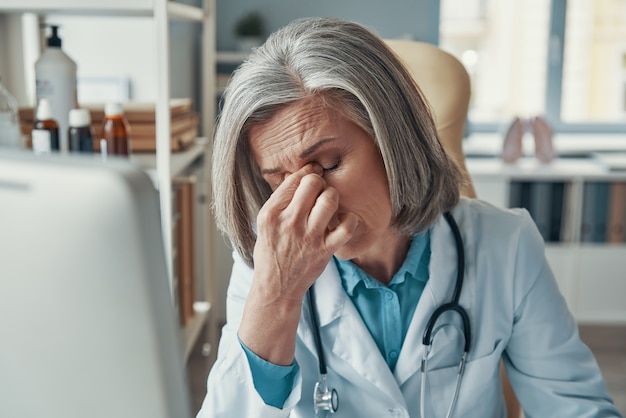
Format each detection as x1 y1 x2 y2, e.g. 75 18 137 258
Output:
212 17 462 267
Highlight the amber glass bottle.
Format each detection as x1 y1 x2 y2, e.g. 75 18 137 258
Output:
100 102 130 157
32 98 60 154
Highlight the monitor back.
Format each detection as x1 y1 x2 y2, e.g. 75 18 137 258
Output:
0 150 191 418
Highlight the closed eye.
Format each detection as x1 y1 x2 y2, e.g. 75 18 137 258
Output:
322 159 340 173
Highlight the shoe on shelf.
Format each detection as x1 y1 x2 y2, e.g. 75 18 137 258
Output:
532 116 555 163
501 117 525 163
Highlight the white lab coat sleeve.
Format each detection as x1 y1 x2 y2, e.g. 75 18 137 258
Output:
503 212 621 417
196 251 303 418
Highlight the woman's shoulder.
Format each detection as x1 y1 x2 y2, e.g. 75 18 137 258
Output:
452 196 538 237
449 197 546 262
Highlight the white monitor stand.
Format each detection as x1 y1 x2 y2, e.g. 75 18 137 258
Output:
0 150 191 418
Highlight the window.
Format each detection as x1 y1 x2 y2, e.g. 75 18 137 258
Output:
440 0 626 134
561 0 626 123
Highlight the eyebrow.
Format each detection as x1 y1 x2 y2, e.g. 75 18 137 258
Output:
260 137 337 175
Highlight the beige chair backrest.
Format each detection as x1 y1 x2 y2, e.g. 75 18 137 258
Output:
384 40 476 198
385 39 522 418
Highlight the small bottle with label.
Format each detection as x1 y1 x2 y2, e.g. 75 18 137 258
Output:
32 98 60 154
68 108 93 153
100 102 130 158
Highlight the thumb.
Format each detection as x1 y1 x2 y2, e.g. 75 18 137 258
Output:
325 212 358 253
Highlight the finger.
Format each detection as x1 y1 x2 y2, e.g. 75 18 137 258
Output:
287 173 326 219
264 163 322 211
325 212 359 253
307 187 339 233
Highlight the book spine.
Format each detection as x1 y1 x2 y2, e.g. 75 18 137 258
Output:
580 182 596 243
593 182 610 243
509 181 523 208
529 182 552 242
607 182 626 244
560 182 575 242
175 177 197 326
549 182 565 242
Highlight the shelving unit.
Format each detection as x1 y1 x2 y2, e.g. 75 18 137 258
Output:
215 50 248 95
132 137 209 181
216 50 249 64
0 0 218 361
467 156 626 324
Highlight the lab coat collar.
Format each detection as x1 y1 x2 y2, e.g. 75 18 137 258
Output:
310 260 408 408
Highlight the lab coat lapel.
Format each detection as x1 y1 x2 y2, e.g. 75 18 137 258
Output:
394 212 460 386
305 260 407 408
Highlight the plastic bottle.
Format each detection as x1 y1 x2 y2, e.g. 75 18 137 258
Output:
100 102 130 157
68 108 93 153
32 98 60 154
0 77 22 148
35 25 78 154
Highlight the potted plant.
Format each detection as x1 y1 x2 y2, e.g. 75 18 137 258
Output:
234 12 264 52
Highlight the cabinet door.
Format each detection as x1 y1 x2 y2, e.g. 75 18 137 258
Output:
576 246 626 323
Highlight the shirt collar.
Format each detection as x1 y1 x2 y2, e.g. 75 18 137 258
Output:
335 229 431 296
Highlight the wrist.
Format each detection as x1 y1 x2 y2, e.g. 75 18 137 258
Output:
238 285 304 366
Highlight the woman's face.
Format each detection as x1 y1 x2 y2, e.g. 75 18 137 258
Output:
248 97 395 261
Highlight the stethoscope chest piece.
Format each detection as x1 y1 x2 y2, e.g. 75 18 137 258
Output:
314 374 338 415
308 284 339 416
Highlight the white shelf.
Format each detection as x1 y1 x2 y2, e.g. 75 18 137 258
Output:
216 50 249 64
467 157 609 179
592 152 626 172
464 133 626 158
166 2 205 21
0 0 204 20
131 137 208 180
467 157 626 182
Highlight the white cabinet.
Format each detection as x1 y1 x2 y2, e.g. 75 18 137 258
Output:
0 0 218 358
467 157 626 324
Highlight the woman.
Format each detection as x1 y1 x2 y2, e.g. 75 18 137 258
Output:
198 17 620 418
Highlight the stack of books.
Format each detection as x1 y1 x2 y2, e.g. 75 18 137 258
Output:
509 180 626 244
509 181 569 243
19 98 199 152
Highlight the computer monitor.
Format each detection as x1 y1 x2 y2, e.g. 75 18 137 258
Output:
0 150 192 418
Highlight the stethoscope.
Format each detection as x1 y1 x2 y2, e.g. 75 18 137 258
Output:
307 211 471 418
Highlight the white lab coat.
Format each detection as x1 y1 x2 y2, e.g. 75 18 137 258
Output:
198 198 621 418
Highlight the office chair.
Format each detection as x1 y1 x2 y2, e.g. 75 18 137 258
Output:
385 39 522 418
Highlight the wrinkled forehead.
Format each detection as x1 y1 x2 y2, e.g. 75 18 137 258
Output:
247 97 342 167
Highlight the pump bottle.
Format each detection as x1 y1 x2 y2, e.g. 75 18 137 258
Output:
35 25 78 154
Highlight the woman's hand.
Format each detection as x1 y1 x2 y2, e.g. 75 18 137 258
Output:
238 163 357 365
253 163 357 303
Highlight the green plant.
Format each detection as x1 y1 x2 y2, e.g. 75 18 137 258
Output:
235 12 264 37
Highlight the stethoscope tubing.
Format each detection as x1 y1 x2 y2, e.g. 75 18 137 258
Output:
308 211 470 417
307 284 328 375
